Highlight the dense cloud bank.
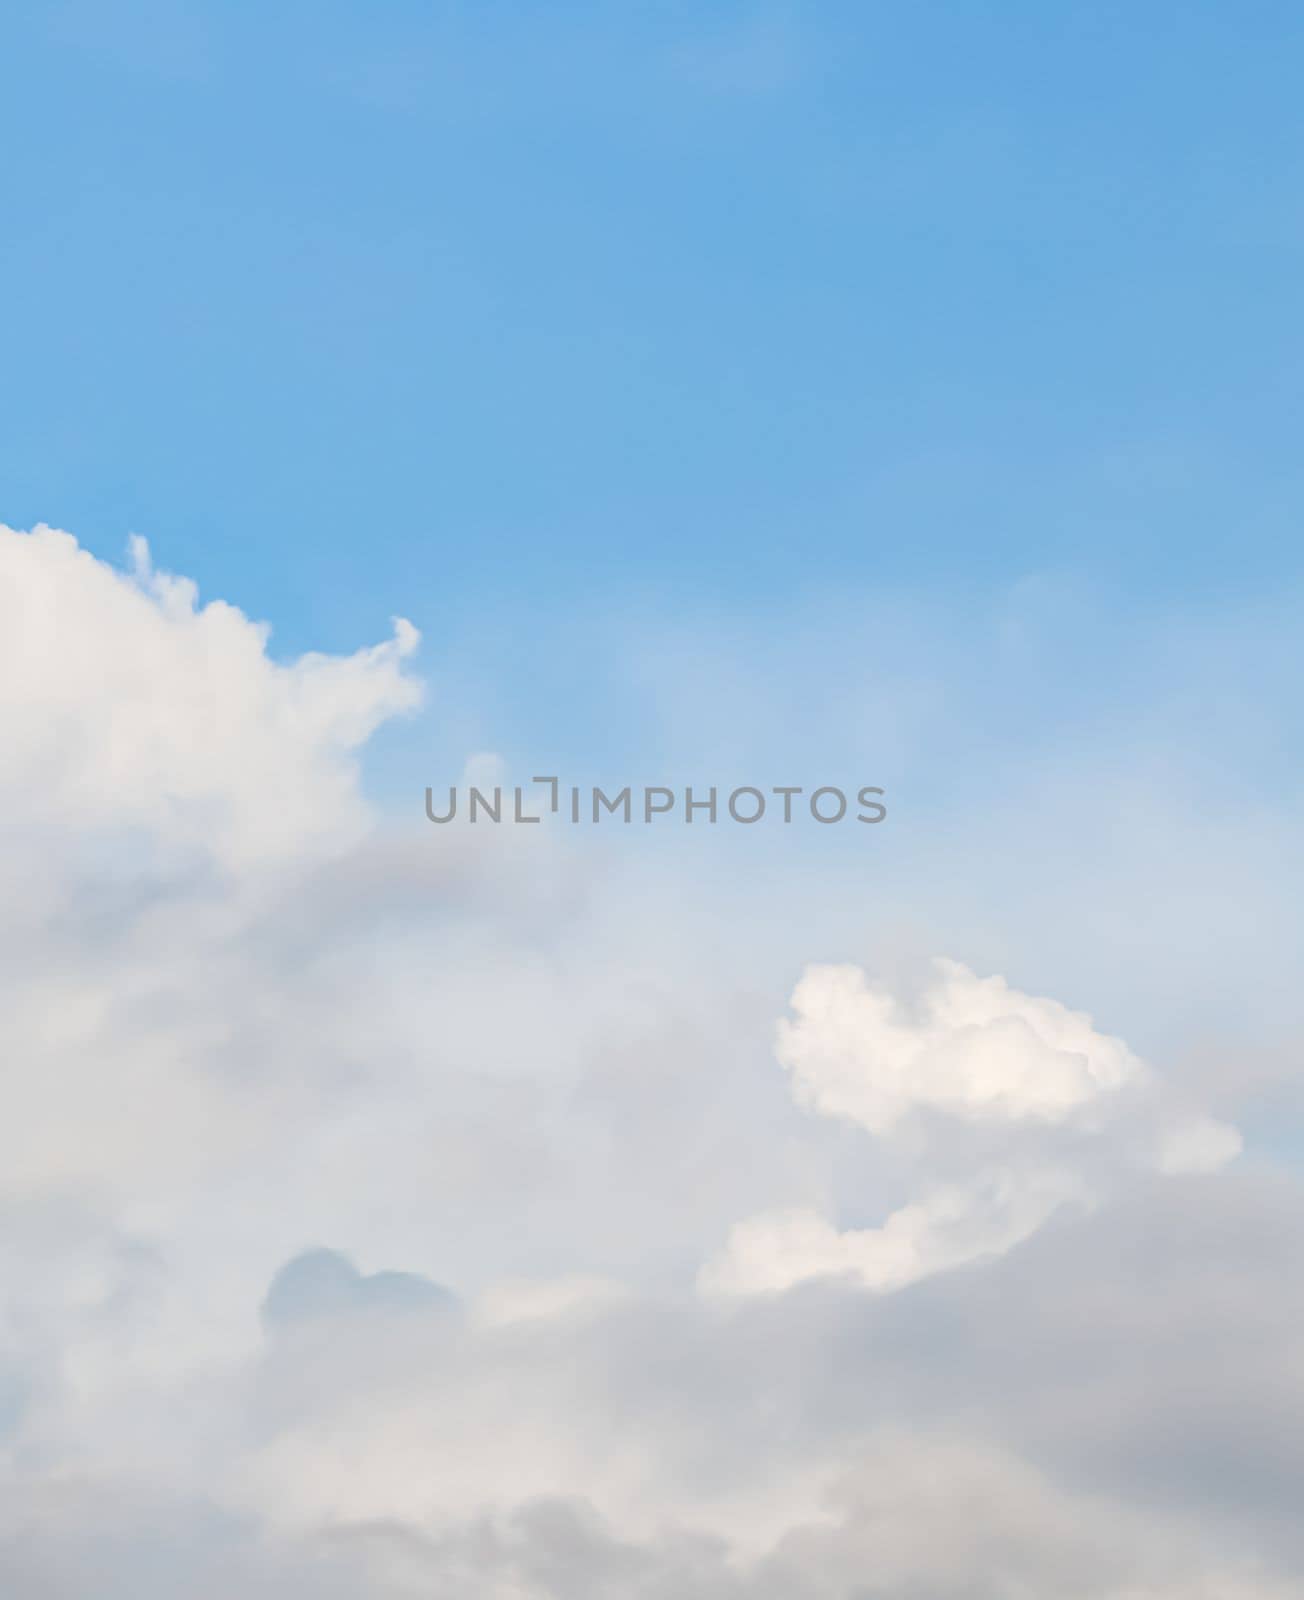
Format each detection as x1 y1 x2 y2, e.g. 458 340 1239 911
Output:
0 525 1299 1597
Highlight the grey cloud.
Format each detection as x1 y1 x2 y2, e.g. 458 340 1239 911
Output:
262 1248 456 1330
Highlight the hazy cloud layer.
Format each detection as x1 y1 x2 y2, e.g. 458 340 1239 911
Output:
0 525 1300 1597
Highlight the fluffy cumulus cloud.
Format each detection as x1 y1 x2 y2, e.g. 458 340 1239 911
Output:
0 524 1301 1598
0 525 421 867
779 957 1146 1131
703 958 1241 1296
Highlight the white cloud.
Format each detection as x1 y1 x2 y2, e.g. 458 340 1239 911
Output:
0 523 421 870
777 956 1144 1134
0 526 1298 1598
700 1170 1086 1297
704 958 1241 1296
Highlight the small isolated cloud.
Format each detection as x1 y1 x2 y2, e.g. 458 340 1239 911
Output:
778 956 1145 1133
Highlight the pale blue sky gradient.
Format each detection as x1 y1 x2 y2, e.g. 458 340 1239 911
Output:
5 0 1304 664
5 4 1304 1072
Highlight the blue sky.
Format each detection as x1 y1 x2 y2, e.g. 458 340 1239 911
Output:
6 0 1304 668
5 0 1304 1034
6 2 1303 1038
10 2 1304 1060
